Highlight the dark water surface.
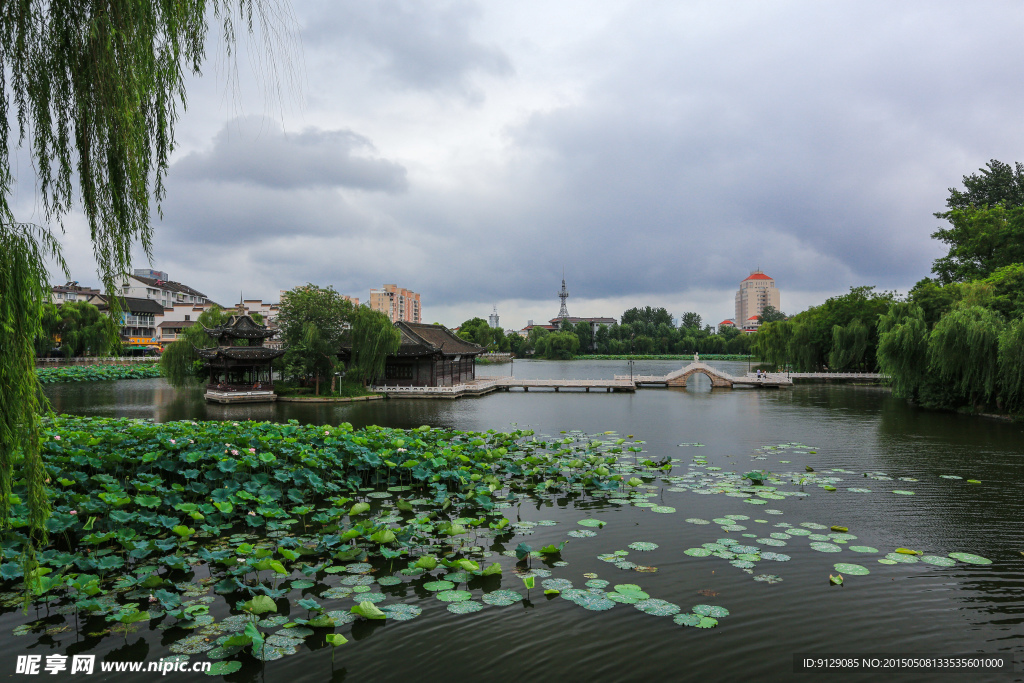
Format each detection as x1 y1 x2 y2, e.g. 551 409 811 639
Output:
11 360 1024 681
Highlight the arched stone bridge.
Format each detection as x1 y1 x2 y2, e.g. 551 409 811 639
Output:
615 362 793 388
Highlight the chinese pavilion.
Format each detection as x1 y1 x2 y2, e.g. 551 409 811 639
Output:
196 314 284 402
344 321 484 387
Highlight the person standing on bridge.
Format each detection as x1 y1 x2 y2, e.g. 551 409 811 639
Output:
694 352 699 362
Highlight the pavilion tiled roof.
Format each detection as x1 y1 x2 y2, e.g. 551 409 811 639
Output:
393 322 484 357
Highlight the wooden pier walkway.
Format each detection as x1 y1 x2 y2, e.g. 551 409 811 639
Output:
370 363 887 398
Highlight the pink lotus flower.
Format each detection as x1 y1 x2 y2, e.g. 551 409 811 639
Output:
248 448 256 453
397 448 407 453
54 435 61 441
69 510 77 515
189 439 194 443
231 449 239 456
170 439 176 444
149 594 157 603
247 511 256 516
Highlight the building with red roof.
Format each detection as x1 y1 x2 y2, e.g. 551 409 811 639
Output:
735 269 780 331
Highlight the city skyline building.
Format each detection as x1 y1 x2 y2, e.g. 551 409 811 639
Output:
370 284 421 324
734 269 780 332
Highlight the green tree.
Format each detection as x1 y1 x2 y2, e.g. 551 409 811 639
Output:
828 319 869 371
37 301 118 357
456 318 493 348
679 312 702 330
346 306 401 386
998 318 1024 413
909 278 960 327
543 330 580 359
930 205 1024 284
573 321 594 353
160 305 239 387
758 305 786 323
278 285 354 395
622 306 673 328
876 303 930 401
928 304 1004 406
0 1 287 558
942 159 1024 213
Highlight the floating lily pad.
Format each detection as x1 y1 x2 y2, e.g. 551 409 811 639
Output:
809 542 842 553
436 590 472 602
759 552 791 562
884 553 918 564
651 506 676 513
169 634 214 654
693 604 730 617
673 613 702 627
921 555 956 567
381 604 423 621
877 558 897 565
447 600 483 614
848 545 878 554
542 579 574 591
892 490 915 496
345 563 373 573
695 617 719 628
685 518 711 525
628 542 659 551
948 552 992 565
752 574 782 584
607 591 640 604
577 519 606 528
290 580 315 590
482 590 521 606
833 563 870 575
568 530 597 538
205 661 242 676
423 580 455 592
635 598 680 616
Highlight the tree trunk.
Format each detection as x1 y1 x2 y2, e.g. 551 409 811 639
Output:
315 374 320 396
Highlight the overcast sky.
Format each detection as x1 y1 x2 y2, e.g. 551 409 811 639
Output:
29 0 1024 329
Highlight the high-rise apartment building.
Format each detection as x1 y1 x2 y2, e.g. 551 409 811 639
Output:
734 270 780 330
370 284 421 323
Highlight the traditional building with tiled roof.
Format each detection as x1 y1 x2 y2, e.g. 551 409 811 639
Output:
344 321 484 387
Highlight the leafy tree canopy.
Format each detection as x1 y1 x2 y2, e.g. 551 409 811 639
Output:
679 312 702 330
758 305 786 324
621 306 673 328
930 204 1024 284
278 285 353 393
941 159 1024 213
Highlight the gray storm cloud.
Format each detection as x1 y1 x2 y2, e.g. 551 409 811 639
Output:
171 117 408 192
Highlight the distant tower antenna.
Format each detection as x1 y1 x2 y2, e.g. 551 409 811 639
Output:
557 271 570 320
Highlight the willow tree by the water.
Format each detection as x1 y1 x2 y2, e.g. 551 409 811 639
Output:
928 304 1004 405
0 2 294 555
876 303 930 400
828 319 869 371
345 307 401 386
998 318 1024 413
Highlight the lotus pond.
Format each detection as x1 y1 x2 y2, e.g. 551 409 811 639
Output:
36 364 162 383
15 361 1024 682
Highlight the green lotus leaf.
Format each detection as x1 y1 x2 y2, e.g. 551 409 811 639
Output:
948 552 992 565
350 601 387 619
